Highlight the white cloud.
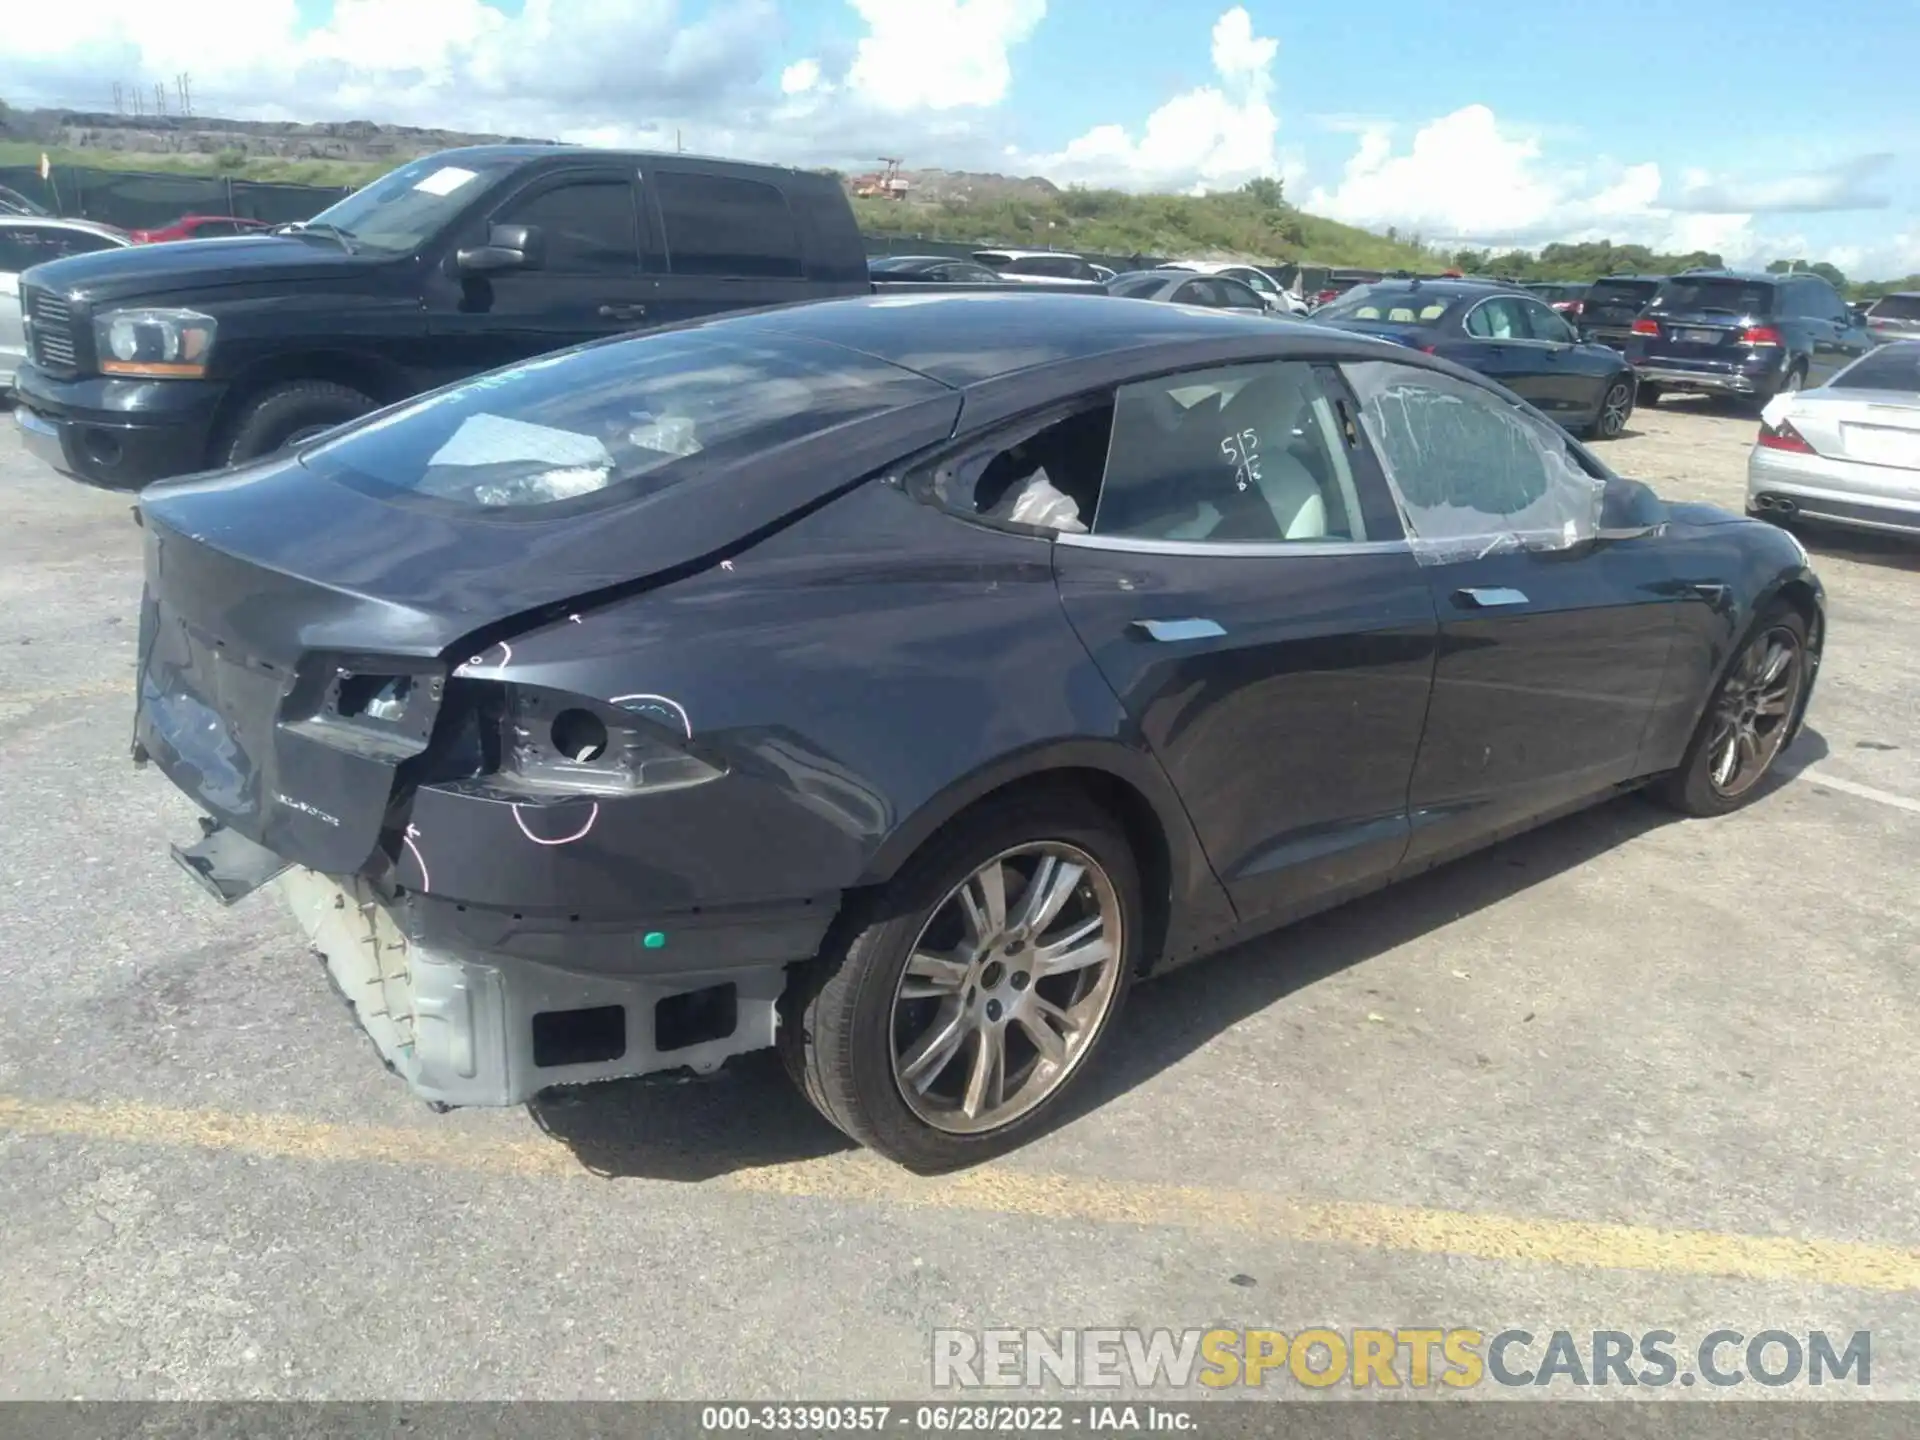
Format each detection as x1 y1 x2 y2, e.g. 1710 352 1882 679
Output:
1302 102 1852 266
842 0 1044 111
1663 153 1893 214
1015 6 1280 191
780 57 824 95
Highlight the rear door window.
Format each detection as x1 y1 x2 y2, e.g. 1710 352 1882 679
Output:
1652 278 1776 317
1465 296 1530 339
654 171 803 279
1830 344 1920 392
302 331 944 511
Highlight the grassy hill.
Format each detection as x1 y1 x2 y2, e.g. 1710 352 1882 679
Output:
854 179 1437 270
0 141 389 189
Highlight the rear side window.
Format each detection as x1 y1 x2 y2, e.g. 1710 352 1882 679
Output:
1109 273 1170 299
1830 343 1920 393
1343 360 1605 563
1868 295 1920 321
303 331 943 511
1321 288 1451 326
1651 278 1775 316
1582 280 1659 314
655 172 803 279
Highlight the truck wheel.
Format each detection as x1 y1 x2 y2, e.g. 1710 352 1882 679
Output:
218 381 375 466
779 788 1139 1171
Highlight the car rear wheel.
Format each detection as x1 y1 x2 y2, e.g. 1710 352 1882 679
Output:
218 380 376 466
1653 601 1810 817
779 789 1139 1170
1588 376 1634 439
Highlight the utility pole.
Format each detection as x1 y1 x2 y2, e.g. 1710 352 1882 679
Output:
132 86 143 118
676 128 683 153
155 83 168 117
177 73 192 117
112 82 124 115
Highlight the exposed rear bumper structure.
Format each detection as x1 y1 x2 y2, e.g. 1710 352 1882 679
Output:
1634 363 1764 396
281 869 794 1108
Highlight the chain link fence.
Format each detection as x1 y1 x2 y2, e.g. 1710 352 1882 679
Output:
0 164 352 231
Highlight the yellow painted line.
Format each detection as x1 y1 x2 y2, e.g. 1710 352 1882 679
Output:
7 1093 1920 1293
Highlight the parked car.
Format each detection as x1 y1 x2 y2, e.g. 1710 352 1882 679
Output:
1862 292 1920 347
139 292 1823 1167
1577 274 1665 349
1090 263 1117 283
1 216 130 393
128 214 273 244
11 145 1052 489
1626 269 1875 410
1747 339 1920 537
971 249 1108 285
869 255 1009 284
1106 269 1289 317
0 185 53 218
1273 263 1385 310
1313 279 1638 438
1155 260 1306 314
1523 281 1589 316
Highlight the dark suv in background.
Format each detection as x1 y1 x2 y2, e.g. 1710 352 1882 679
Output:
1863 292 1920 346
1625 270 1874 410
1576 274 1665 349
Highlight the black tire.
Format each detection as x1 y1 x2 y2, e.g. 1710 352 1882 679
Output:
1587 375 1635 440
779 787 1141 1171
217 380 375 467
1638 383 1662 406
1652 600 1810 817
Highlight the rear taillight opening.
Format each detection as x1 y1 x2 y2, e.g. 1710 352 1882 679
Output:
1741 325 1784 346
1758 418 1814 454
1631 318 1660 336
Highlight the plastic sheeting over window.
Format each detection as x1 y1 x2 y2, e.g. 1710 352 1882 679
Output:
1343 360 1605 564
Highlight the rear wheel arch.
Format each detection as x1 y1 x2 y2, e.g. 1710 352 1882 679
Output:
857 749 1187 973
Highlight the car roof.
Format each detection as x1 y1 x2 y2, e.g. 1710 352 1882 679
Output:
1871 291 1920 300
973 249 1081 260
1667 269 1782 283
715 291 1354 386
1339 279 1518 300
421 143 832 181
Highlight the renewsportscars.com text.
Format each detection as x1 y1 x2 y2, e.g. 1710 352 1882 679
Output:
932 1328 1872 1391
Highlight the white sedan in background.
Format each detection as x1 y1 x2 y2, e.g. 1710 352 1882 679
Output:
1748 340 1920 538
1154 260 1308 315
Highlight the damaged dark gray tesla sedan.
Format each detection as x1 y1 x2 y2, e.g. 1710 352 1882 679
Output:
135 292 1825 1169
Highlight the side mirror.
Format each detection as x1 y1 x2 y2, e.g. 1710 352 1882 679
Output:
456 222 543 275
1600 475 1668 536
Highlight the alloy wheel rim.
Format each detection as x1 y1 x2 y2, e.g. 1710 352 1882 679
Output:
889 842 1124 1135
1706 625 1803 798
1602 382 1631 434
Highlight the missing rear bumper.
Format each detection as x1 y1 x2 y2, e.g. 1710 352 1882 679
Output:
280 870 790 1108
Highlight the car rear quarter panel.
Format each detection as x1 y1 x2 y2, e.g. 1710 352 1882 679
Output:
406 478 1235 961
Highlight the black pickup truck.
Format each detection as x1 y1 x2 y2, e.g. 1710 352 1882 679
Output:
11 146 1100 488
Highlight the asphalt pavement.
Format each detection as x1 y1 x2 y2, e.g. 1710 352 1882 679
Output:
1 399 1916 1403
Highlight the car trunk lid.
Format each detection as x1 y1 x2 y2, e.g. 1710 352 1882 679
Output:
1776 390 1920 470
134 379 962 876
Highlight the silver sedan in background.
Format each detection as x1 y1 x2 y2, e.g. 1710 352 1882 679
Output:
1 217 131 393
1748 340 1920 537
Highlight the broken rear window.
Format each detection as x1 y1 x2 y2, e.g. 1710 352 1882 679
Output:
300 331 945 511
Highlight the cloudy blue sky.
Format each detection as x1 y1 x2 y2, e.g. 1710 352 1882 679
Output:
5 0 1916 276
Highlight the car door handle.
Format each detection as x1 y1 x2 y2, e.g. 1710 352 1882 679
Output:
1454 586 1529 608
1131 618 1227 642
598 303 647 320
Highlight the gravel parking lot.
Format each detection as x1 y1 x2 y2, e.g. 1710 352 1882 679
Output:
2 397 1917 1402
